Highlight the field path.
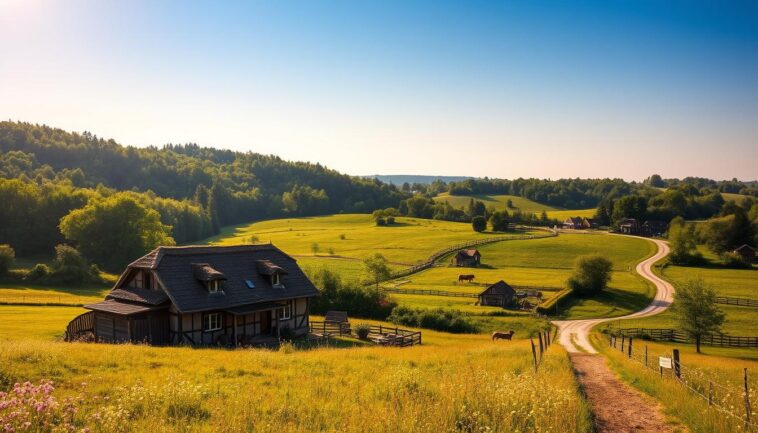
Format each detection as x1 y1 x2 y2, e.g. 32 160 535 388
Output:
553 237 677 432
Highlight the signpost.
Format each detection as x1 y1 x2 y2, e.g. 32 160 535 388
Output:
659 356 672 377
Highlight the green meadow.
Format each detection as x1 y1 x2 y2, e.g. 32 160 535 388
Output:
433 192 596 219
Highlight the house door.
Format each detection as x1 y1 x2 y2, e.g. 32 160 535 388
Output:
260 310 272 335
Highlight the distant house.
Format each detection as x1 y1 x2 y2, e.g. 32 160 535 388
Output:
733 244 756 263
618 218 640 235
641 220 669 237
562 217 595 230
454 249 481 267
66 244 318 346
478 280 516 308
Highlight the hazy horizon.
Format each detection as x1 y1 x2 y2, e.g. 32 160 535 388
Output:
2 1 756 180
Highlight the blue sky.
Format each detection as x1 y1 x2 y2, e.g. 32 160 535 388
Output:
1 0 756 180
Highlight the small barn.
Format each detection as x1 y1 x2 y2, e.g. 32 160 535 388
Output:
478 280 516 308
454 249 481 267
618 218 640 235
733 244 756 263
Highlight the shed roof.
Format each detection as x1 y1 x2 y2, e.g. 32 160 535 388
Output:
734 244 756 253
107 287 169 306
85 299 167 315
192 263 227 281
479 280 515 297
457 249 480 257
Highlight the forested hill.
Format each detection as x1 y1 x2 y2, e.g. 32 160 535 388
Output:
0 121 406 264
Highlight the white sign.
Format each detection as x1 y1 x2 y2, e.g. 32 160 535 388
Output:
659 357 672 369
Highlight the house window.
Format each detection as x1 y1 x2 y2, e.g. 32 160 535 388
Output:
279 302 291 321
133 271 144 289
203 313 222 332
272 273 284 288
207 280 221 293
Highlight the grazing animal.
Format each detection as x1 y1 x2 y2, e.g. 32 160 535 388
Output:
458 274 475 283
492 330 515 341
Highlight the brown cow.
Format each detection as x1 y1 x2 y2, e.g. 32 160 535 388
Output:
458 274 475 283
491 330 515 341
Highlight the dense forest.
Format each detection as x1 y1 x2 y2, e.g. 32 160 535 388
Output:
1 121 755 272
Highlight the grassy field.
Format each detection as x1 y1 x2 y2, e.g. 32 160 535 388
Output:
0 282 109 306
433 192 596 219
593 332 757 433
200 214 543 281
0 304 591 433
385 233 655 322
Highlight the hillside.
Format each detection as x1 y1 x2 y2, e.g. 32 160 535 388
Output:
433 192 596 219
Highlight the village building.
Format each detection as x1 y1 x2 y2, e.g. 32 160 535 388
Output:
454 249 481 267
478 280 516 308
618 218 641 235
562 217 596 230
67 244 318 346
733 244 756 263
641 220 669 237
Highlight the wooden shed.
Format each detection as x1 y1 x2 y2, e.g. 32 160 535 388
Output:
454 249 481 267
478 280 516 308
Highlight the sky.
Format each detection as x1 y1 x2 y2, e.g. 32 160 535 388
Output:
1 0 757 181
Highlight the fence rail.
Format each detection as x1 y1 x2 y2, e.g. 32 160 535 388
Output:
382 287 478 298
308 321 422 347
610 327 758 348
309 320 351 337
714 296 758 308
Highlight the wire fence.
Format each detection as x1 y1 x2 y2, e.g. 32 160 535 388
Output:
531 327 557 372
607 333 758 430
607 327 758 348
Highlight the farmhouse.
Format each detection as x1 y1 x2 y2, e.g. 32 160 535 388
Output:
562 217 596 230
454 249 481 267
733 244 756 263
68 244 318 346
478 280 516 308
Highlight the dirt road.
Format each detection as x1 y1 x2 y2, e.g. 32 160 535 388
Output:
553 237 680 432
553 237 674 353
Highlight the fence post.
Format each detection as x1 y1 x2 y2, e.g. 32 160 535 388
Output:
530 338 538 372
673 349 681 379
621 335 625 352
538 332 544 358
609 333 613 348
745 368 752 429
628 337 633 358
708 381 713 406
645 345 648 367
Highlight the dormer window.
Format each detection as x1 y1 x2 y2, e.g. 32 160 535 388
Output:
256 260 288 288
272 273 284 288
192 263 226 294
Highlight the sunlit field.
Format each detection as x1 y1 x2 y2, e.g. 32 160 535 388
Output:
0 304 591 433
432 192 596 219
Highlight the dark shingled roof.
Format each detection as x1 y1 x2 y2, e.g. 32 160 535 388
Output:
479 280 515 297
85 299 167 315
107 287 169 306
457 249 480 257
733 244 755 253
124 244 317 313
256 260 289 276
192 263 227 281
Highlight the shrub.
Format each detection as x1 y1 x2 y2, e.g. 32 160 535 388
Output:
720 252 751 269
0 244 15 275
310 268 396 320
534 288 572 315
26 263 51 282
354 324 371 340
387 306 478 333
567 254 613 297
472 215 487 232
386 216 395 225
339 233 346 240
375 217 386 226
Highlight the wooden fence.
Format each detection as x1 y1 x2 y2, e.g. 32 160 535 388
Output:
714 296 758 308
64 311 95 341
611 327 758 348
382 287 477 298
308 321 422 347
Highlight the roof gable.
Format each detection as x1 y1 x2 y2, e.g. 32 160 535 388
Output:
480 280 515 296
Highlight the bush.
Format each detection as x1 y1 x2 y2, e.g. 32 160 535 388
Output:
387 306 478 333
25 263 51 282
386 216 395 225
472 215 487 232
354 324 371 340
534 288 572 315
309 268 396 320
720 252 751 269
567 254 613 297
0 244 15 275
375 217 386 226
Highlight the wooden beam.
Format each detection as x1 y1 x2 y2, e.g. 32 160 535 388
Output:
233 314 238 347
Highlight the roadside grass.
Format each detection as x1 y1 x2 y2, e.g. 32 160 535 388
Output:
592 332 758 433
